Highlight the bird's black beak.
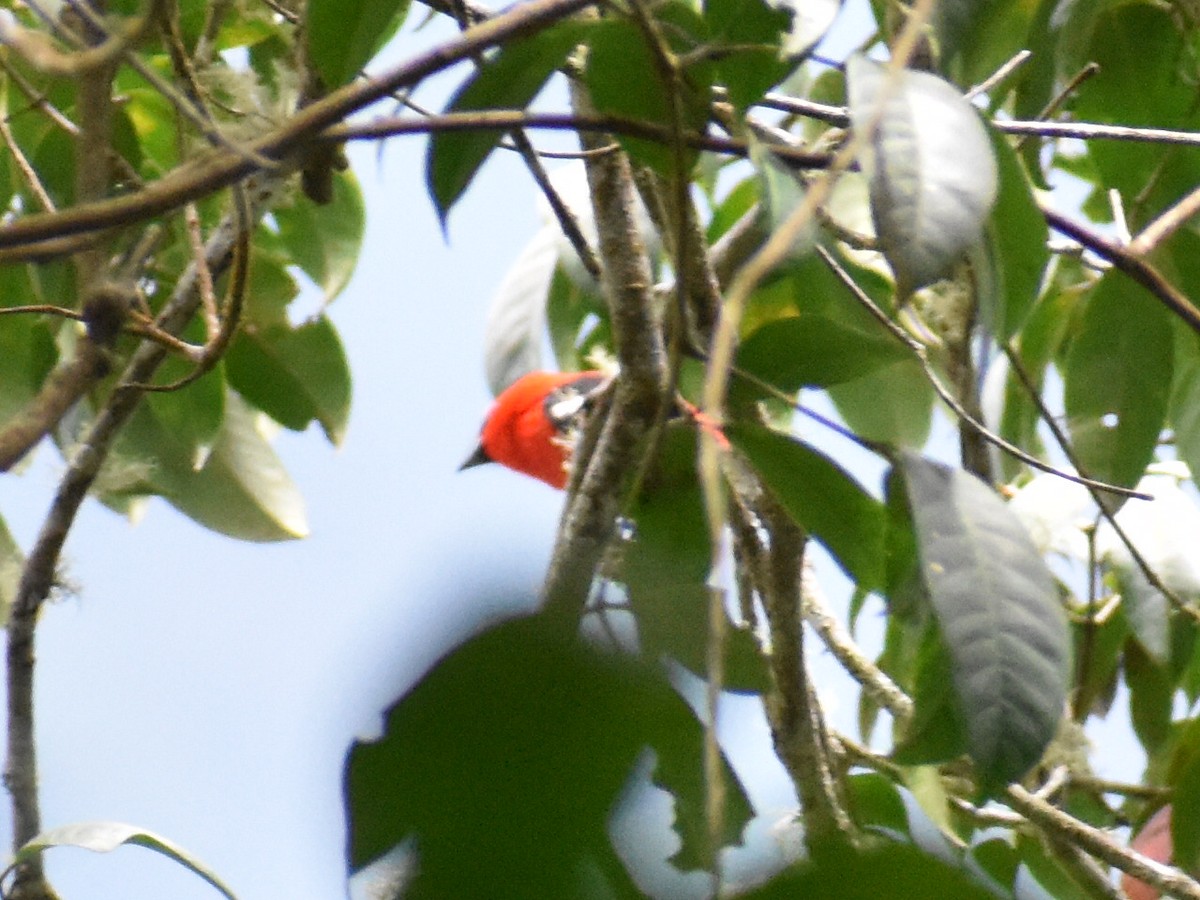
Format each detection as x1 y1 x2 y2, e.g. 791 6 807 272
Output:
458 443 492 472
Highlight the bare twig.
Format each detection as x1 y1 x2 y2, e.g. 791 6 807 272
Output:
1007 786 1200 900
1129 184 1200 256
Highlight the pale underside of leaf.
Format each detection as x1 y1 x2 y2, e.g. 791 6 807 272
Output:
846 56 998 294
484 226 560 395
12 821 237 900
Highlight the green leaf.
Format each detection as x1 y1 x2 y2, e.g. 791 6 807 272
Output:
11 822 237 900
892 624 969 766
226 316 351 444
981 127 1049 341
846 772 910 837
1126 638 1173 754
704 0 793 109
742 839 995 899
900 454 1069 794
967 837 1019 896
726 423 886 590
0 513 22 627
428 24 587 221
307 0 411 88
1017 833 1090 900
828 359 934 449
116 392 308 542
272 170 366 303
1064 273 1173 492
734 314 910 396
623 424 769 693
584 14 713 177
845 56 998 294
933 0 1035 90
344 613 749 891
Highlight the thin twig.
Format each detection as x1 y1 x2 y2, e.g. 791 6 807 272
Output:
1002 345 1200 624
816 245 1152 500
963 49 1032 101
1129 184 1200 256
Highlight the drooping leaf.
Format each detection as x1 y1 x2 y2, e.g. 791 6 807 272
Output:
899 454 1069 794
1064 273 1172 492
980 127 1049 341
770 0 841 59
584 13 713 177
10 822 237 900
226 315 352 444
307 0 411 88
428 24 587 220
1126 638 1173 755
727 423 885 590
933 0 1036 90
0 512 22 627
846 56 998 294
623 424 769 693
748 135 813 260
482 227 559 395
272 169 366 303
116 392 308 542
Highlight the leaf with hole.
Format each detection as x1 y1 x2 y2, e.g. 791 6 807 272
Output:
1064 273 1172 492
899 454 1069 794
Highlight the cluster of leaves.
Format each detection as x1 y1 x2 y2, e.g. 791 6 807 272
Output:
343 0 1200 897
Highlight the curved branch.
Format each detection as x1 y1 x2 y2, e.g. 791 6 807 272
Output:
0 0 601 254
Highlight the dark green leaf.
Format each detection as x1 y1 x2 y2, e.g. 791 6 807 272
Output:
933 0 1035 90
1064 273 1172 492
307 0 410 88
428 24 587 220
734 314 910 396
892 624 969 765
1017 833 1089 900
846 772 910 837
846 56 998 294
226 316 351 444
981 127 1049 341
1126 639 1173 754
968 838 1019 896
900 454 1069 794
13 822 237 900
623 425 769 693
704 0 793 109
344 612 748 891
727 423 885 590
272 169 366 302
584 15 713 177
742 839 994 899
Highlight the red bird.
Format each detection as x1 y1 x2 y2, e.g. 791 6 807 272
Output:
460 370 609 489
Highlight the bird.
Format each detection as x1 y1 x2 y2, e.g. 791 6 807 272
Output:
460 370 610 489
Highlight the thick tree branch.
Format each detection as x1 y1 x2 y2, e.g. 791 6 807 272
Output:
541 90 667 621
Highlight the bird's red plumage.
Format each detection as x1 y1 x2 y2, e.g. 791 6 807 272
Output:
477 371 604 489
